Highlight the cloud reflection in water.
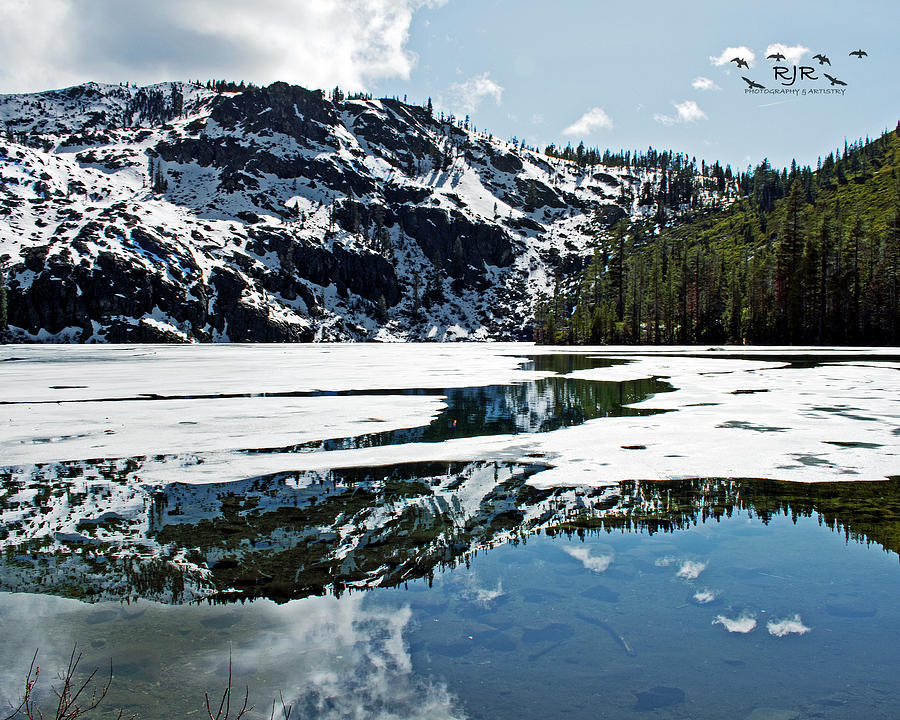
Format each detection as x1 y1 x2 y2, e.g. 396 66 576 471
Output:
767 615 811 637
564 546 614 573
712 613 757 634
228 596 465 720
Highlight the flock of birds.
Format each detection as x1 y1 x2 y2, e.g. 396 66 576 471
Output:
735 48 867 89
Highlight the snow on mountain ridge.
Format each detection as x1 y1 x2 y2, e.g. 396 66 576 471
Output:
0 80 728 343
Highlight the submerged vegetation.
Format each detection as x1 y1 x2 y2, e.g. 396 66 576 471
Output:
536 124 900 345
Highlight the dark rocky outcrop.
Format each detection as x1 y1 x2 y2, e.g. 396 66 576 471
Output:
246 227 400 305
515 177 566 209
350 103 443 173
488 147 523 174
208 267 313 342
592 171 620 187
396 206 513 280
594 204 628 227
211 82 337 143
156 141 377 198
6 247 315 343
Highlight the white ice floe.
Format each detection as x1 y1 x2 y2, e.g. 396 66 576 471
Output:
1 344 898 486
713 613 758 634
517 346 900 487
563 546 613 573
0 392 447 466
766 615 811 637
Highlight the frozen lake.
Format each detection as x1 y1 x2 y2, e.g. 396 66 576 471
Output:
1 343 899 719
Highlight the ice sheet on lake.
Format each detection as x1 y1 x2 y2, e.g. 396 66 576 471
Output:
0 393 447 466
2 343 898 486
524 346 900 486
0 343 545 404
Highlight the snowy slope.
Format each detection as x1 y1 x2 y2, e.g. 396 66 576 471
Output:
0 81 733 343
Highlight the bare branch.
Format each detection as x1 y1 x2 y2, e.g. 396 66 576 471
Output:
224 649 231 720
205 646 252 720
269 691 292 720
2 650 39 720
3 646 132 720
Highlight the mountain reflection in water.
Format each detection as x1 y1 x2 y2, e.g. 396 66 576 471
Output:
3 456 900 603
245 373 672 454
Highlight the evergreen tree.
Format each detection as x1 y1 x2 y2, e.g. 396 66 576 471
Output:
375 295 389 323
843 215 864 341
534 125 900 347
775 179 805 341
411 270 421 310
450 237 466 277
727 266 742 343
814 212 833 342
0 276 7 334
886 184 900 342
424 258 445 307
152 162 168 193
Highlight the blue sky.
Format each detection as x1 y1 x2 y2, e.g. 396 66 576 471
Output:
1 0 896 171
381 0 898 171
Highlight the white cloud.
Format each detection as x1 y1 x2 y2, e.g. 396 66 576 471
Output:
713 613 757 634
692 76 720 91
676 100 707 122
693 590 717 604
562 107 613 137
654 100 707 126
767 615 811 637
0 0 74 92
564 546 613 573
765 43 810 65
443 71 503 116
676 559 708 579
709 46 756 67
0 0 447 93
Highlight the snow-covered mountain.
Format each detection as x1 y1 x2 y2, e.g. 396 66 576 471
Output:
0 81 727 342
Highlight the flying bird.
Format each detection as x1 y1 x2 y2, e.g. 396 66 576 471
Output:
767 52 786 61
731 57 750 69
813 53 831 65
741 76 765 89
824 73 847 86
849 49 868 58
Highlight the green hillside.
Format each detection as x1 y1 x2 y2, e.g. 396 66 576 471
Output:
537 124 900 345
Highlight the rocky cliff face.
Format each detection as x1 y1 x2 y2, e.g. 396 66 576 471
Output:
0 81 719 342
